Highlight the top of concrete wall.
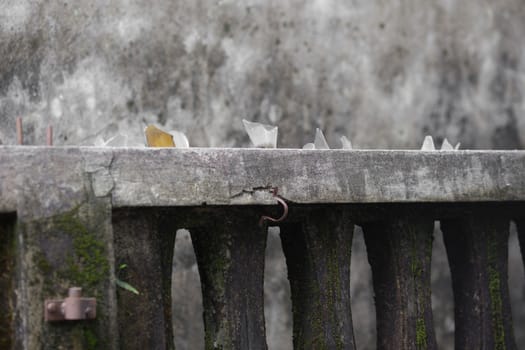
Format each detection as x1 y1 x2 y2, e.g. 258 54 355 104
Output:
1 146 524 215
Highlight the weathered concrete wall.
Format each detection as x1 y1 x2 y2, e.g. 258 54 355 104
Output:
1 1 524 149
1 1 525 349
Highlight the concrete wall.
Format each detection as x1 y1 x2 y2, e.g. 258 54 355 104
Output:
1 1 525 349
1 1 524 149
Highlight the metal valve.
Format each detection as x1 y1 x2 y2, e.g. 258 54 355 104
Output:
45 287 96 322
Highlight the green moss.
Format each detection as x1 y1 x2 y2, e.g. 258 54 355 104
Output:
68 325 99 350
299 211 351 350
487 229 505 350
410 221 433 350
24 205 110 348
34 251 52 274
306 280 323 349
52 207 109 296
416 318 427 349
83 327 98 350
326 244 344 350
195 227 233 350
409 225 429 279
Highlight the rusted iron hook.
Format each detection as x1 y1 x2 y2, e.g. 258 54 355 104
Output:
259 187 288 226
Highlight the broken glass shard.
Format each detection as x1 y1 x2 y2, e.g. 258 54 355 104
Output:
441 138 453 150
93 134 129 147
93 135 116 147
302 143 315 149
170 130 190 148
314 128 330 149
145 125 175 147
421 135 435 151
340 136 352 149
242 119 278 148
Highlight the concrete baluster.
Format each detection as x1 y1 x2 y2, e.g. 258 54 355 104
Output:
362 213 437 350
190 209 268 350
280 208 356 350
442 215 516 349
113 209 176 350
0 214 16 349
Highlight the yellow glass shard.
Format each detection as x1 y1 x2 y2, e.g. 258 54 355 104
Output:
145 125 175 147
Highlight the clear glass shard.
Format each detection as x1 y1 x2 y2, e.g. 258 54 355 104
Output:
170 130 190 148
314 128 330 149
106 134 130 147
454 143 461 150
340 136 352 150
242 119 278 148
302 143 315 150
89 132 145 148
95 134 143 147
421 135 435 151
441 138 454 151
93 135 115 147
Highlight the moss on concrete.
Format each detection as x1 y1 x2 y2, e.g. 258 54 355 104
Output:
22 202 112 349
416 318 427 349
284 210 354 350
34 250 53 275
0 215 16 350
193 225 233 350
55 206 110 348
408 220 433 350
326 241 345 350
43 206 109 296
487 229 505 350
82 326 98 350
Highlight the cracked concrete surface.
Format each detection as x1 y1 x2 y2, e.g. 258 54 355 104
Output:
2 147 525 211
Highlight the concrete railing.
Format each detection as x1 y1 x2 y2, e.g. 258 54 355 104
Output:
1 146 524 349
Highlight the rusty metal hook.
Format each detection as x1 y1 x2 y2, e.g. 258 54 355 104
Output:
259 187 288 226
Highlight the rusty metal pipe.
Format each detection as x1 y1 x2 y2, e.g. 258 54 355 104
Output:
16 117 23 145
